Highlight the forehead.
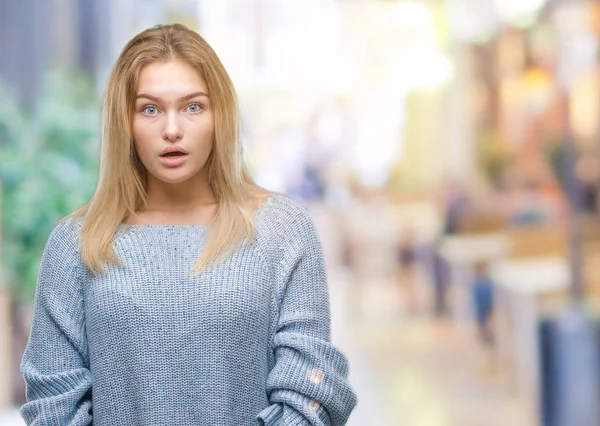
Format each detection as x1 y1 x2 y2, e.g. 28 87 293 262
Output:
136 60 207 97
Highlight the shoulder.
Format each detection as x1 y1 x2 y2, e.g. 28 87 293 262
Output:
44 215 84 257
36 216 86 294
254 193 322 256
257 193 318 237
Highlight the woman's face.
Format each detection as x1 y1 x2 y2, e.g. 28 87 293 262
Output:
132 60 214 185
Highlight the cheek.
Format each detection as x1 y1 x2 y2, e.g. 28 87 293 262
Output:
203 120 215 151
132 119 154 157
194 112 214 139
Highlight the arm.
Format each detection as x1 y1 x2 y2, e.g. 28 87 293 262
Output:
256 208 358 426
19 218 93 425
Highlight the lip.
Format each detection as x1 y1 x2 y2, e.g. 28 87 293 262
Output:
159 146 188 168
159 153 188 168
160 146 188 156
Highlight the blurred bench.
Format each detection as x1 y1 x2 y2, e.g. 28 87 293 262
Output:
582 216 600 302
490 224 570 425
441 210 600 423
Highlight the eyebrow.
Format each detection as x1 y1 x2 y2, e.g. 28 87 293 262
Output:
135 91 209 102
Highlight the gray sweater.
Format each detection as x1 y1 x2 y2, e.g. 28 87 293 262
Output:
19 193 357 425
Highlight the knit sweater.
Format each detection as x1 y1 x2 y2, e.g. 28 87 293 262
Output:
19 193 357 425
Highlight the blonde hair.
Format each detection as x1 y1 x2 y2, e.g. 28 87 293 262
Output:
67 23 271 275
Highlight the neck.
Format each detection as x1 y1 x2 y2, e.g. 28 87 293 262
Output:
143 172 216 213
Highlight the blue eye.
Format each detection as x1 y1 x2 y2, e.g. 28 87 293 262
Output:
143 106 158 115
187 103 202 113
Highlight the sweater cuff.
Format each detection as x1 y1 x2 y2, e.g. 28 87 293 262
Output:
256 403 283 426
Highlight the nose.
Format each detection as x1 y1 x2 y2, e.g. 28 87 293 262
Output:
162 111 183 142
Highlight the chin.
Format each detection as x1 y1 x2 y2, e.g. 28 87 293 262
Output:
159 177 190 185
152 169 195 185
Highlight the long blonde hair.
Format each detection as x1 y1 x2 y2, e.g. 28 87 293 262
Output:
67 23 271 275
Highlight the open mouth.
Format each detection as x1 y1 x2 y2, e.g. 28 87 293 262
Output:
161 152 187 157
159 151 188 167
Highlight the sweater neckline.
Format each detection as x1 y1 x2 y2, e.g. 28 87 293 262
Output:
117 193 276 230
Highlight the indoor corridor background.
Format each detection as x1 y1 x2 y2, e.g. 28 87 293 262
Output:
2 1 600 425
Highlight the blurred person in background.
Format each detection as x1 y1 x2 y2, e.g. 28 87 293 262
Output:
396 227 421 315
431 181 471 317
18 23 357 426
470 261 495 346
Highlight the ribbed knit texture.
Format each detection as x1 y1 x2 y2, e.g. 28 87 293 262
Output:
19 193 357 426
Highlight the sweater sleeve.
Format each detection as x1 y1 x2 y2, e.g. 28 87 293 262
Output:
19 218 93 425
256 205 358 426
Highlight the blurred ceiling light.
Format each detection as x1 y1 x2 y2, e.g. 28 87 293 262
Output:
386 1 433 30
522 67 554 114
444 0 499 43
495 0 548 27
389 46 455 91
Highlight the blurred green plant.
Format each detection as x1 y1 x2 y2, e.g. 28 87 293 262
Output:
0 70 100 301
476 129 513 188
544 138 568 190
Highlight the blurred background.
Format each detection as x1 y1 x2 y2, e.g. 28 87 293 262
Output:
3 0 600 425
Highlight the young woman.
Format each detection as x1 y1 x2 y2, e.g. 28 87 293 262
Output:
19 24 357 425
